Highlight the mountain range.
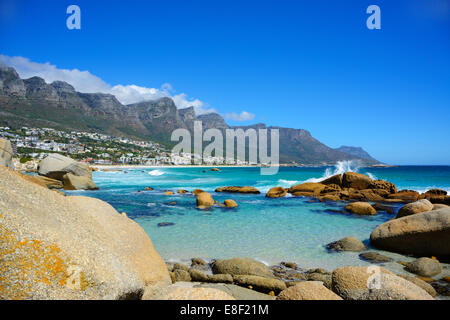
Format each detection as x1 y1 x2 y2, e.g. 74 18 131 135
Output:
0 65 380 165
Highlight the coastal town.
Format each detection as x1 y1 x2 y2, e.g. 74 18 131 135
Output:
0 126 270 167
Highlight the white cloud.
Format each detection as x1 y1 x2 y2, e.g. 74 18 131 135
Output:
0 54 214 114
225 111 255 122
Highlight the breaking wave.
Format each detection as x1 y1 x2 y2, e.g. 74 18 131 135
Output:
148 170 165 176
304 160 363 183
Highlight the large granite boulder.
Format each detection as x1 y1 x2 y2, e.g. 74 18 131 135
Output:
396 199 433 219
331 266 433 300
62 173 98 190
277 281 342 300
22 175 63 189
397 275 437 297
0 138 14 169
370 208 450 258
387 190 420 202
368 180 397 194
320 174 343 186
0 167 170 299
215 186 260 194
327 236 366 252
342 172 373 190
38 154 92 180
211 257 274 278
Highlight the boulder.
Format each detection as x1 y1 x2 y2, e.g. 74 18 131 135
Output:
191 258 207 266
277 281 342 300
368 180 397 194
23 175 63 189
396 199 433 219
359 252 393 263
424 189 447 196
194 283 275 300
388 190 419 202
232 275 286 294
38 154 92 180
0 138 14 169
320 184 341 194
0 167 170 299
188 269 208 282
211 168 220 172
327 236 366 252
304 273 332 288
62 173 99 191
320 195 341 201
193 189 205 195
177 189 188 194
196 192 214 208
433 204 449 210
164 191 175 195
331 266 433 300
370 208 450 258
224 199 238 208
215 186 260 194
342 172 373 190
173 263 189 271
320 174 342 187
405 258 442 277
288 182 325 195
358 189 386 202
173 269 191 282
207 274 234 284
344 202 377 215
397 275 437 297
142 283 235 300
211 257 274 278
265 187 287 198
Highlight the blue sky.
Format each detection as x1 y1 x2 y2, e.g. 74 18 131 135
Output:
1 0 449 164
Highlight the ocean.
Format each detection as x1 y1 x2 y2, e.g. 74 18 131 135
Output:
68 162 450 270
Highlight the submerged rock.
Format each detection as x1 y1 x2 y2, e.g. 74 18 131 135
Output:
0 167 170 299
157 222 175 227
215 186 261 194
359 252 393 263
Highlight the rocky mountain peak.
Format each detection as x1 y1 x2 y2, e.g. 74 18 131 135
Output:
0 65 26 97
51 81 76 94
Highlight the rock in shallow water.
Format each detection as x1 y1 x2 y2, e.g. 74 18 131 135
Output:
370 208 450 258
327 236 366 252
211 257 274 278
359 252 393 263
344 202 377 215
405 258 442 277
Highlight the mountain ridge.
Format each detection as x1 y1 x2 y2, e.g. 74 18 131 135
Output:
0 65 380 165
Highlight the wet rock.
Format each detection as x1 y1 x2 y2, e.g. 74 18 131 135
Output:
388 190 420 202
196 191 214 207
359 252 393 263
189 269 209 282
266 187 287 198
177 189 188 194
277 281 342 300
430 282 450 296
320 174 342 187
191 258 207 266
281 262 297 269
164 191 175 195
193 189 205 195
215 186 261 194
288 183 325 196
157 222 175 227
372 203 396 214
224 199 238 208
405 258 442 277
344 202 377 215
144 187 153 190
327 236 366 252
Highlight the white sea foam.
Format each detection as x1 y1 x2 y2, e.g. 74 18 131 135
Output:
148 170 165 176
304 160 362 183
366 172 377 180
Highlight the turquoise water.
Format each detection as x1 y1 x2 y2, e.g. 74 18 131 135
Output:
69 163 450 269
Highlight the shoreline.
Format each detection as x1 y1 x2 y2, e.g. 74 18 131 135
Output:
91 164 402 170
